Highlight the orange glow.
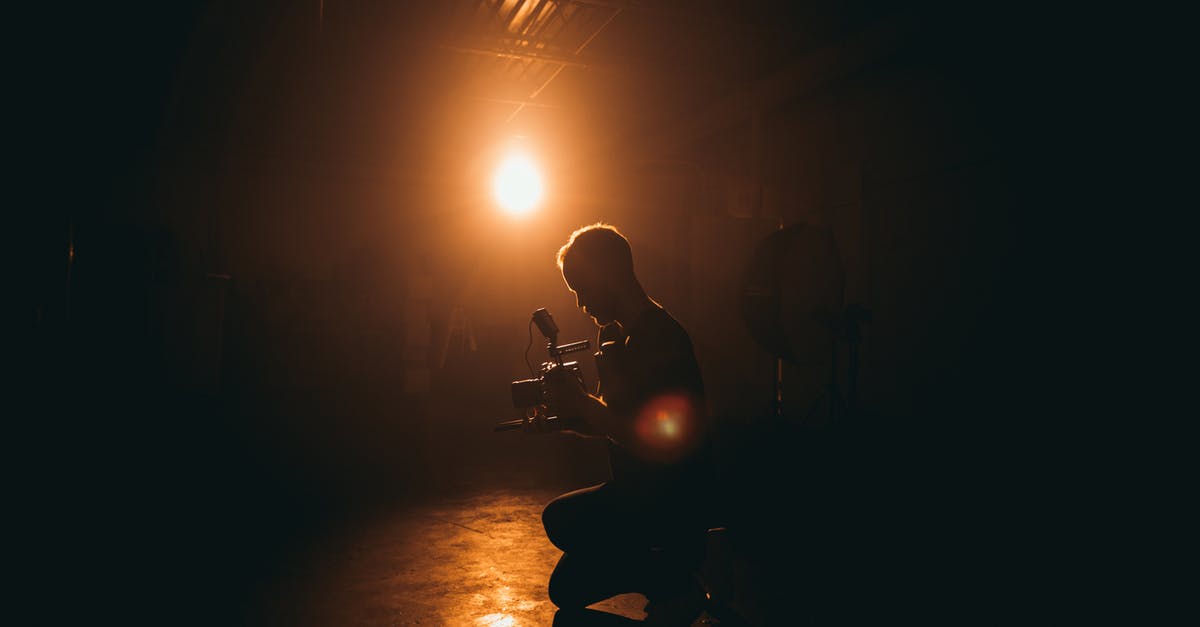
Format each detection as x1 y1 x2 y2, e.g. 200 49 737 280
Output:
656 410 679 437
633 393 702 463
475 613 516 627
493 153 543 216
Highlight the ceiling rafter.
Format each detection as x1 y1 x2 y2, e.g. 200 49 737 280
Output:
422 0 810 138
437 42 594 69
436 1 626 122
506 4 621 122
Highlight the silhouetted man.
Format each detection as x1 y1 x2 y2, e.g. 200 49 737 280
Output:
542 223 712 626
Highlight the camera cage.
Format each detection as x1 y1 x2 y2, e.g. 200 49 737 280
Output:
495 308 591 432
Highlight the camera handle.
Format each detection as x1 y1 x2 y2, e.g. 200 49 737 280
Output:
547 339 590 365
533 308 590 367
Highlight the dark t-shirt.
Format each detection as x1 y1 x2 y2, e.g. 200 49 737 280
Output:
596 305 711 497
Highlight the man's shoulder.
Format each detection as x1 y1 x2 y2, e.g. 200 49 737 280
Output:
628 305 694 348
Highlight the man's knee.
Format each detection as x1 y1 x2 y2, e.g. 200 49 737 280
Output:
542 499 572 552
547 557 624 610
547 571 587 610
543 484 610 553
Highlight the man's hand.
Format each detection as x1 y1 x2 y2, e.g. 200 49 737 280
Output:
518 410 556 434
543 366 606 438
543 365 588 416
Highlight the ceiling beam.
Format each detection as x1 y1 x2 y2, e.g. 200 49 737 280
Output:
477 97 564 109
507 5 622 123
437 42 595 69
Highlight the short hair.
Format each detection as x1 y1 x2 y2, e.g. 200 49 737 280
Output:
556 223 635 280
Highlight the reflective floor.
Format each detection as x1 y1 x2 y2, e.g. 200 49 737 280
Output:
252 489 710 626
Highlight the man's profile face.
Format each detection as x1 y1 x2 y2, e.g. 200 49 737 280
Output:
564 264 617 326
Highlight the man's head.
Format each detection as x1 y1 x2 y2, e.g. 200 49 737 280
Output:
557 223 641 325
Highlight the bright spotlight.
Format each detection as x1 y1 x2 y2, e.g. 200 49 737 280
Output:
493 153 543 216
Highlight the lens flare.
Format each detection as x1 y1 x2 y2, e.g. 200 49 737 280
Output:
633 393 702 463
493 153 543 216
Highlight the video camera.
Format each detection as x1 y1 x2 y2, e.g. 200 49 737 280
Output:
494 308 590 432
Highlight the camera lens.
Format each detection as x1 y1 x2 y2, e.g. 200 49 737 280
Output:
510 378 543 408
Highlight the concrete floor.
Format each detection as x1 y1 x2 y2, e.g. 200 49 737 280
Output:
250 488 724 626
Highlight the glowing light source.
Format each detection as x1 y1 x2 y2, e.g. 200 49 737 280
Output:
493 153 543 216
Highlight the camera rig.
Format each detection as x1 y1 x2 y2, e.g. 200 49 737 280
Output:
495 308 590 432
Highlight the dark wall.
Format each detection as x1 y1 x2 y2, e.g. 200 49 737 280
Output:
601 11 1050 621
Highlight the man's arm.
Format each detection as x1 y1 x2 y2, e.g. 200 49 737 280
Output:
570 393 638 446
545 368 635 445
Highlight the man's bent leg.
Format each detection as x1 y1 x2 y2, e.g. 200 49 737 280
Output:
547 552 641 610
547 540 707 611
544 484 641 609
542 483 616 554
